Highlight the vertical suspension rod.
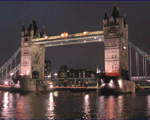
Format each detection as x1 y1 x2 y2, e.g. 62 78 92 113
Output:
6 66 8 80
1 71 3 80
14 57 16 78
145 58 147 78
136 51 139 76
10 62 12 79
143 57 145 76
129 46 132 77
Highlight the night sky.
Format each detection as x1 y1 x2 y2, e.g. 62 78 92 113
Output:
0 1 150 74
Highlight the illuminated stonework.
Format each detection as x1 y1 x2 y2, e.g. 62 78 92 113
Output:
103 6 129 76
20 20 45 79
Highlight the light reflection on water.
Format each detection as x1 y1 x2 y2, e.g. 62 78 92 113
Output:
147 95 150 118
83 94 91 119
0 91 150 119
46 92 55 119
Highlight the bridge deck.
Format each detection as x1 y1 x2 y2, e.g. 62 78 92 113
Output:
32 30 104 47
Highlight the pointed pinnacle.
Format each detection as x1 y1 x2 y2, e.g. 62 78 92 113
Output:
33 17 36 21
114 2 117 7
124 13 126 17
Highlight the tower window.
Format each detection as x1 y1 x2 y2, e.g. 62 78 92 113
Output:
25 38 29 41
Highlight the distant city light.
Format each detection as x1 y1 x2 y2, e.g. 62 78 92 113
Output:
48 74 51 78
54 73 58 78
50 85 53 88
10 73 14 76
4 81 8 86
123 46 126 49
54 73 57 76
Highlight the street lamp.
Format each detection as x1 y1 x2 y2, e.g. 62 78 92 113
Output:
10 73 14 79
54 73 58 79
54 73 58 86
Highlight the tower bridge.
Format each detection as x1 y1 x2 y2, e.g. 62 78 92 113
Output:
0 5 150 92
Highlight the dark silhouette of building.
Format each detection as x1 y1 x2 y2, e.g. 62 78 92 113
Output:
67 68 96 78
58 65 67 78
44 60 51 78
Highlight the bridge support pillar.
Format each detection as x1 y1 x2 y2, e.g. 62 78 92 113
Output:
11 76 37 92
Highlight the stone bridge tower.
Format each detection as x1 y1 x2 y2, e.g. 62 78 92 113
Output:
103 6 129 79
20 20 45 79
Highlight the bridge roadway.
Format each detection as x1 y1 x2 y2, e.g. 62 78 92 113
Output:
32 30 104 47
130 76 150 81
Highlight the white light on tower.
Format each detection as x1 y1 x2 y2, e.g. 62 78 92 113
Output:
61 33 64 37
45 36 48 39
4 81 8 86
61 32 68 38
83 31 88 35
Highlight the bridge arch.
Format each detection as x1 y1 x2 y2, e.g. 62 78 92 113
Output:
32 70 39 79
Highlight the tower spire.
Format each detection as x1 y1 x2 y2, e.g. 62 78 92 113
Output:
21 22 25 37
31 21 34 30
124 13 127 27
21 22 25 31
42 26 46 37
104 9 108 19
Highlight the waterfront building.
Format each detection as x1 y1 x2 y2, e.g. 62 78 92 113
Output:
58 65 67 78
67 68 96 78
44 60 51 78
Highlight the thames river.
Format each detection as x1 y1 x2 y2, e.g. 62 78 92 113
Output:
0 90 150 119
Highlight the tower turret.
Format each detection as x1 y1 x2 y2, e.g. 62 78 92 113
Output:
42 26 46 37
25 28 29 36
30 21 34 38
35 29 41 38
103 10 108 28
21 23 25 37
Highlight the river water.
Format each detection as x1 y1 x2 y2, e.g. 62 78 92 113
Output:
0 90 150 119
